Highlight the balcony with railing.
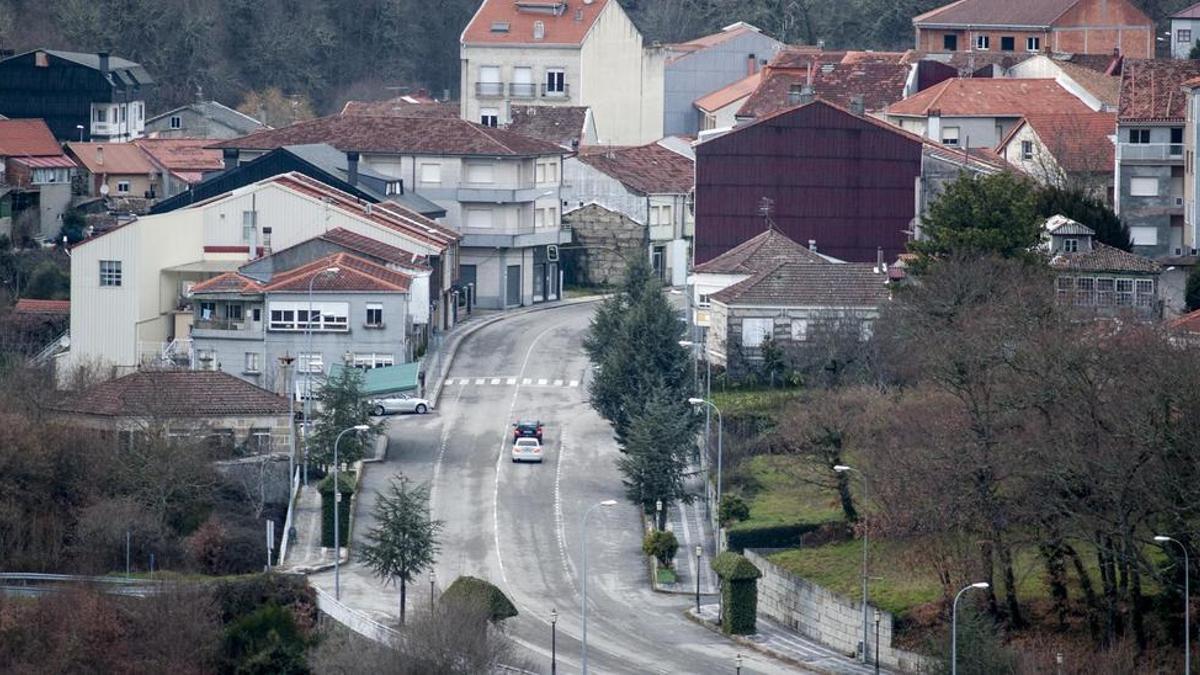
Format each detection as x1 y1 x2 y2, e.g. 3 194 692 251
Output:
1118 142 1184 162
476 81 505 98
541 83 570 99
509 82 537 99
191 318 263 340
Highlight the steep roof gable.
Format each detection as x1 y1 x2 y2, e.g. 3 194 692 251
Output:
711 261 890 306
0 119 63 157
914 0 1079 28
1119 58 1200 122
54 370 289 418
693 228 832 274
462 0 610 46
575 142 694 194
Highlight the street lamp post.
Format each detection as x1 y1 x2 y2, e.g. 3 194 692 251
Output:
688 397 723 539
429 570 436 611
951 582 990 675
874 609 881 675
1156 535 1190 675
303 267 340 487
581 499 618 675
75 124 84 142
834 464 870 664
735 653 743 675
656 498 663 531
695 544 703 612
333 424 369 601
550 607 558 675
279 354 296 482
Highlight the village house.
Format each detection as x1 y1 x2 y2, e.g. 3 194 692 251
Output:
65 142 158 202
211 114 569 309
1006 52 1122 112
913 0 1153 59
1045 214 1163 319
145 99 268 140
1170 3 1200 59
562 141 694 286
0 49 153 142
459 0 665 144
133 138 226 198
995 112 1117 200
0 118 77 241
505 105 597 150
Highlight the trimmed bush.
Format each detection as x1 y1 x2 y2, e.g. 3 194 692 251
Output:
711 551 761 636
440 576 518 622
319 471 355 548
642 530 679 568
725 522 820 552
719 494 750 527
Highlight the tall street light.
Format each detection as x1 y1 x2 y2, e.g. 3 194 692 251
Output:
581 499 617 675
333 424 369 601
303 267 340 487
694 544 703 613
550 607 558 675
679 340 712 464
951 582 990 675
688 397 723 547
834 464 870 664
1156 535 1190 675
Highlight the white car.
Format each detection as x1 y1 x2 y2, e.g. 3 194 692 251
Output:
370 393 430 416
511 437 544 463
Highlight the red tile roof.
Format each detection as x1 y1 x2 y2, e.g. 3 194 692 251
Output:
134 139 224 173
263 252 412 293
13 299 69 315
10 155 76 168
318 228 433 271
506 105 589 148
1049 242 1161 274
695 72 762 113
738 61 911 118
575 142 694 194
340 99 459 118
462 0 609 46
1118 59 1200 122
711 261 890 306
887 78 1093 117
66 142 155 175
211 114 565 156
914 0 1081 27
1000 112 1116 173
54 370 290 418
1168 308 1200 333
693 228 831 274
0 119 62 157
1053 60 1121 108
1174 2 1200 19
190 272 264 294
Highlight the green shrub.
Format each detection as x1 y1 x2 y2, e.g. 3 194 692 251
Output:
719 494 750 526
319 471 355 548
642 530 679 568
725 523 820 552
440 576 518 622
711 551 762 635
220 602 309 675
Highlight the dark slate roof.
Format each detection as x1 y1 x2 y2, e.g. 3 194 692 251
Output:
1119 59 1200 122
54 370 289 418
1049 242 1162 274
712 261 890 306
283 143 446 216
147 100 267 135
506 106 589 149
1045 214 1095 236
210 114 565 156
575 142 694 194
5 49 156 88
693 228 831 274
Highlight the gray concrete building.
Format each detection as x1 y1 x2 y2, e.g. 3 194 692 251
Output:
146 100 267 140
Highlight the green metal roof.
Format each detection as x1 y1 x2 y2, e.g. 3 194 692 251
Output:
329 362 420 396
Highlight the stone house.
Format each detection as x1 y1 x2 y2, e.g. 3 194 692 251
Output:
145 99 267 140
560 203 644 287
1045 214 1163 319
706 260 891 379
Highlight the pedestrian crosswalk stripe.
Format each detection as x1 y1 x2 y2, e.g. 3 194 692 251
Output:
490 378 501 385
537 378 548 385
553 379 563 387
569 380 579 387
506 378 517 385
523 378 532 385
474 378 485 385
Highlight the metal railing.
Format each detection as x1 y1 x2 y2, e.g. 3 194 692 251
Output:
276 467 301 567
29 329 69 366
193 318 249 331
509 82 536 98
476 82 505 98
541 83 570 98
1118 142 1184 161
314 586 403 647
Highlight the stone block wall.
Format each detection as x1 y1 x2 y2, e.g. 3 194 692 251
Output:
562 203 646 286
745 549 927 672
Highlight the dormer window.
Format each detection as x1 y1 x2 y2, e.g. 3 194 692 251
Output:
1063 238 1079 253
533 20 545 40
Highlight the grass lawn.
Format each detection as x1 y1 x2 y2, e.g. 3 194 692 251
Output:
730 455 844 530
563 284 614 299
710 387 803 418
656 567 677 585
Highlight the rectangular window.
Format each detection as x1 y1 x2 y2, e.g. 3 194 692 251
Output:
198 301 216 320
95 107 107 123
546 69 566 96
741 318 774 348
242 210 256 242
365 303 383 327
196 349 217 371
1000 36 1015 51
225 304 243 321
352 353 395 369
1021 140 1034 160
419 163 441 184
1027 36 1041 52
120 106 127 123
941 126 960 146
859 321 874 342
466 207 494 229
547 161 558 183
1171 127 1184 156
1096 278 1115 306
1129 177 1158 197
1116 279 1134 306
535 208 545 228
1136 278 1155 307
116 180 130 194
480 108 499 127
1063 238 1078 253
478 66 501 97
1129 226 1159 246
536 163 546 183
791 319 808 342
244 352 260 374
1128 128 1151 144
697 293 711 308
1180 29 1193 44
512 66 534 97
99 260 122 287
252 308 262 322
975 35 990 50
1074 277 1095 306
1056 276 1073 300
943 34 958 51
533 20 545 40
297 353 324 374
268 302 349 331
465 163 494 184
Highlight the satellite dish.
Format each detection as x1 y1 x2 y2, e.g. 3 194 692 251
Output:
99 183 110 196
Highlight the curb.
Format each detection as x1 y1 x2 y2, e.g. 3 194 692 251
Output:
427 295 607 408
683 609 837 675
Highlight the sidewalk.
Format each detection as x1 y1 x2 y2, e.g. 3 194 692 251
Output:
690 604 885 675
282 483 340 573
654 495 719 596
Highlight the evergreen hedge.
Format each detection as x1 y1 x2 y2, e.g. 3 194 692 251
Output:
711 551 761 635
319 471 356 548
725 522 820 552
440 575 518 622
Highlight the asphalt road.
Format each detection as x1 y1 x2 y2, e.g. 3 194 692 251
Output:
316 303 803 674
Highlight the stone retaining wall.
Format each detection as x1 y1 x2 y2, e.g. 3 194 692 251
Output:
745 549 927 673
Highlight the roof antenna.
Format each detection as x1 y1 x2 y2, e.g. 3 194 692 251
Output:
758 196 776 230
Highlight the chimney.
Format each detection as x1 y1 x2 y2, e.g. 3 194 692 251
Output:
799 85 815 105
747 53 757 76
346 151 360 186
849 95 865 117
808 240 817 252
98 51 109 74
875 246 884 273
222 148 239 170
261 226 273 258
95 145 104 167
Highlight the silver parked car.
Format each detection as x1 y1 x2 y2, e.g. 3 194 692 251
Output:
370 393 430 416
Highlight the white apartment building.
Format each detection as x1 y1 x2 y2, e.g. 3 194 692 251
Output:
64 172 459 377
459 0 665 145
